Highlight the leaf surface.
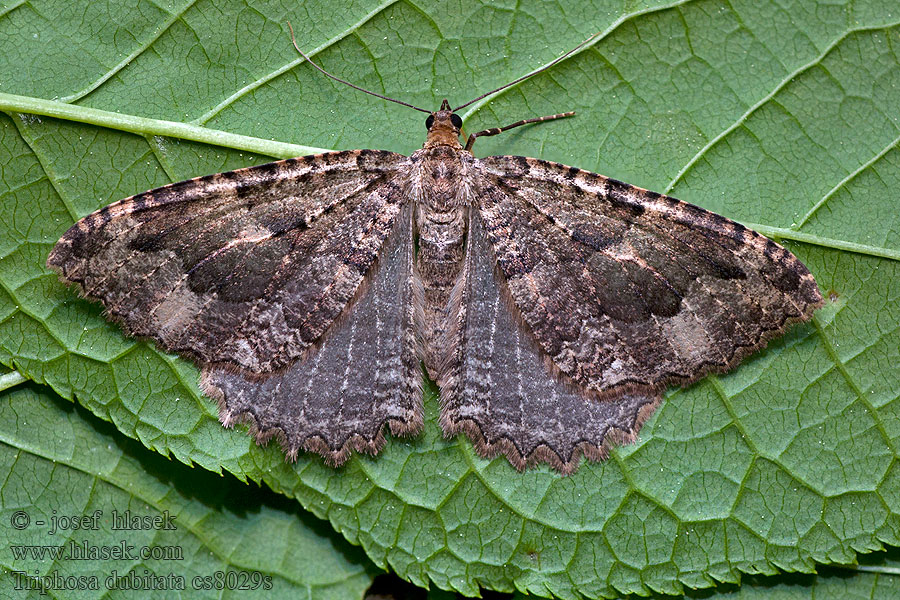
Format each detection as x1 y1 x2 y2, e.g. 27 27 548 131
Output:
507 551 900 599
0 381 376 599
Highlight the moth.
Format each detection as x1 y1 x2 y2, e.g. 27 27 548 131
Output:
47 31 823 474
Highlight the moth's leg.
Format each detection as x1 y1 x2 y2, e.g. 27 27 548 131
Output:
463 112 575 151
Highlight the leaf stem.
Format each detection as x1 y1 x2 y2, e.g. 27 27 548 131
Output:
0 371 26 393
829 563 900 576
0 92 330 159
747 223 900 262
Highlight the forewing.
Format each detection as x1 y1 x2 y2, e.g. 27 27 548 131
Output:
48 150 407 374
440 212 658 473
473 156 823 397
202 204 422 464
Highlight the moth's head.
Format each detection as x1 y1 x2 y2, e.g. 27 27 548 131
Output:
424 99 464 149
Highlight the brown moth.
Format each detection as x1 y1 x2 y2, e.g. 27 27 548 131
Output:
47 32 823 474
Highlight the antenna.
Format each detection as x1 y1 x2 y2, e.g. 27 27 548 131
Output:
288 22 600 124
287 22 432 114
453 31 602 112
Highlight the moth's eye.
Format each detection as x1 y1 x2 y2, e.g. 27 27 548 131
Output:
450 113 463 129
425 114 435 129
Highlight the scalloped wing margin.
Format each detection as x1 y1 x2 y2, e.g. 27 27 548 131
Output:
201 204 422 463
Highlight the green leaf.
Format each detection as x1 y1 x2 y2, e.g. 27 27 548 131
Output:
0 380 377 599
1 1 899 598
507 551 900 599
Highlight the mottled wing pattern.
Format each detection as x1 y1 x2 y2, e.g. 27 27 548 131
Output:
46 120 825 473
473 156 823 399
202 204 422 463
48 150 406 375
440 213 660 473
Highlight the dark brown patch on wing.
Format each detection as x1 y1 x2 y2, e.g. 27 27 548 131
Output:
473 155 823 398
439 211 661 474
571 222 627 251
202 204 422 466
47 150 410 375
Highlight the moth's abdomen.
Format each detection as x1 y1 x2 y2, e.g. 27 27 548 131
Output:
415 202 468 381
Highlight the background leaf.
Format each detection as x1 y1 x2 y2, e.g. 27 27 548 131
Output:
0 379 377 599
1 0 899 598
507 552 900 600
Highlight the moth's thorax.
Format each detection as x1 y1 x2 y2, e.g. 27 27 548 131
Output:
411 144 471 257
410 145 472 206
423 109 463 149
